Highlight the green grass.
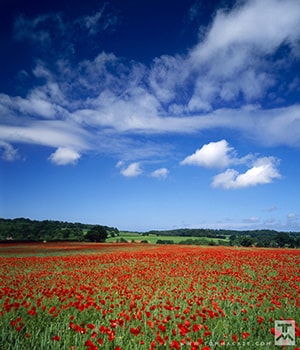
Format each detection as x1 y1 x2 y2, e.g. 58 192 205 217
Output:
106 231 229 245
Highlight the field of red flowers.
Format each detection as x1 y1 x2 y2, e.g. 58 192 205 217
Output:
0 243 299 349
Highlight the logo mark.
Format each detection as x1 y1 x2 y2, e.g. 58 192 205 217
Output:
275 320 295 346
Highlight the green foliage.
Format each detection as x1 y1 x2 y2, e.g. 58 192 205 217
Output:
156 239 174 244
85 226 108 242
0 218 117 242
178 238 210 245
240 237 255 247
274 232 294 247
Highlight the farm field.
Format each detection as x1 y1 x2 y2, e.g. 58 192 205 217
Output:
106 231 229 245
0 243 299 349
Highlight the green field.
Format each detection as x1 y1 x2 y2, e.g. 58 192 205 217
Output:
106 231 229 245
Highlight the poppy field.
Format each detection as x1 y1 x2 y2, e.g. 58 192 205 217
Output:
0 243 299 349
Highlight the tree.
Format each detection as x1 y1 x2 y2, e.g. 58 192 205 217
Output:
85 225 108 242
240 237 254 247
275 232 292 247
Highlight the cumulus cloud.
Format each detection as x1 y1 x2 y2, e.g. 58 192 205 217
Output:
48 147 81 165
120 162 143 177
181 140 281 189
212 157 281 189
150 168 169 179
181 140 235 168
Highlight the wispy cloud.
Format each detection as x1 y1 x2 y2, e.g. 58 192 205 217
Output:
14 13 63 45
287 212 298 221
1 0 300 167
13 5 118 53
0 141 19 161
267 206 278 212
243 216 260 224
187 0 300 108
81 5 118 35
0 121 89 150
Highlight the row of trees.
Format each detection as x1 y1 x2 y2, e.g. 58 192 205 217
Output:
143 228 300 248
230 232 300 248
0 218 119 242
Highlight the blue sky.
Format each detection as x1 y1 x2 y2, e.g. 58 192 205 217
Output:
1 0 300 231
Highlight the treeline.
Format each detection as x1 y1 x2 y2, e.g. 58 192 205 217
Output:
144 228 300 248
0 218 119 242
229 230 300 248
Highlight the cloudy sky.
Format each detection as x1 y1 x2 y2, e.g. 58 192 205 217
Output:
1 0 300 231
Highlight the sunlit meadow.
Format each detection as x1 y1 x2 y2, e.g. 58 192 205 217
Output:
0 243 299 349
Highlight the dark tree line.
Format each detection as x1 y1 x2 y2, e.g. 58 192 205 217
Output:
0 218 119 242
229 230 300 247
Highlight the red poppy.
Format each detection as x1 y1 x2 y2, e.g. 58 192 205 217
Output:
51 335 60 341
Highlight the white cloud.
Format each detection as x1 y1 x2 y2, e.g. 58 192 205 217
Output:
48 147 81 165
150 167 169 179
212 157 281 189
181 140 235 168
0 121 89 150
120 162 143 177
115 160 124 168
180 140 282 190
1 0 300 167
14 7 118 44
192 0 300 60
267 206 278 212
16 94 57 119
186 0 300 108
287 213 298 220
243 216 260 224
0 141 19 161
82 10 105 35
149 55 188 104
14 13 64 46
81 6 118 35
